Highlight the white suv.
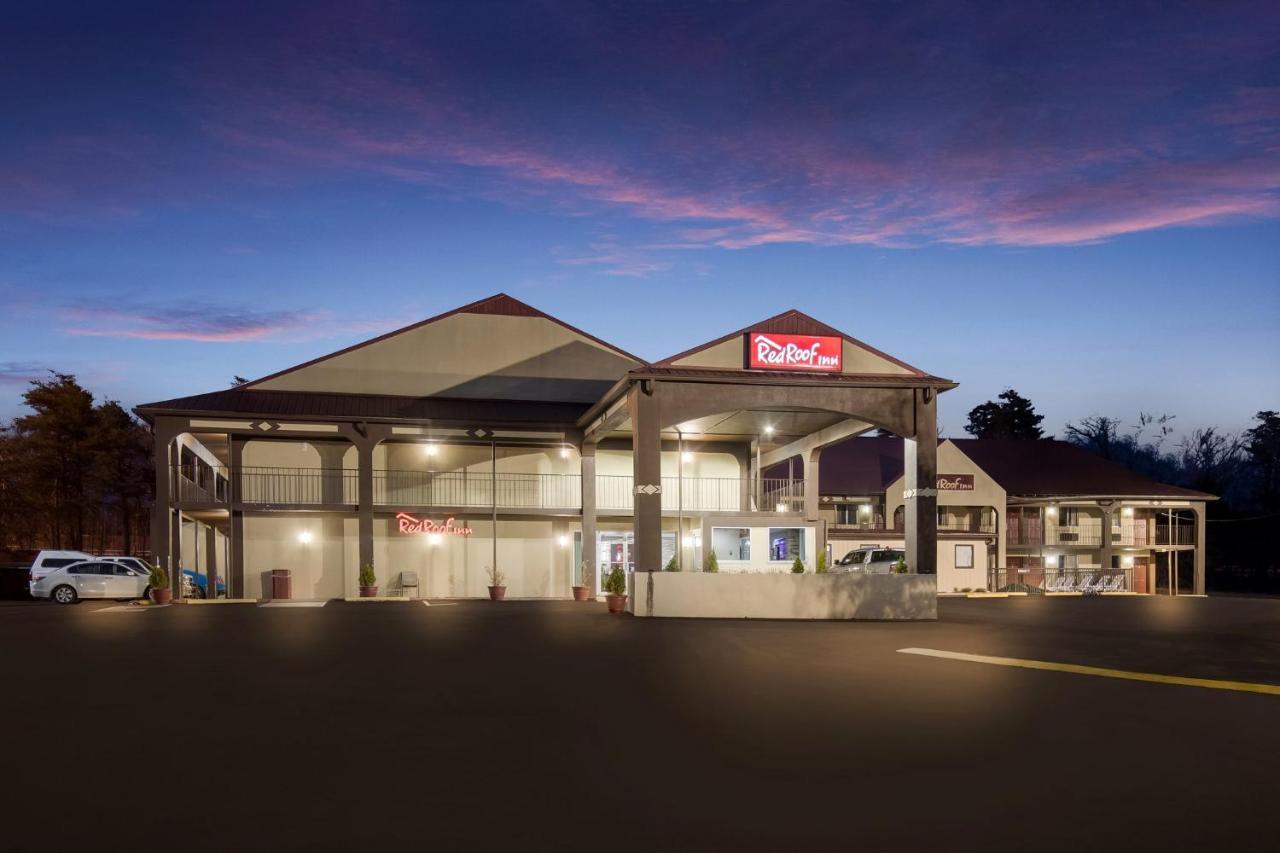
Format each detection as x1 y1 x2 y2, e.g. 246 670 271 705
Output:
29 550 94 584
30 560 152 605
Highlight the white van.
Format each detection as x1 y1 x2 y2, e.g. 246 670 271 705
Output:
29 550 94 583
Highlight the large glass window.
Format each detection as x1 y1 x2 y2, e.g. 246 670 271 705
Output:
768 528 805 562
711 527 751 562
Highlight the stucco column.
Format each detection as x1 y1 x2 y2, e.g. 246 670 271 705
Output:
228 435 245 598
357 441 376 572
628 383 663 573
1193 501 1206 595
149 419 182 580
1100 504 1114 571
316 443 348 505
204 524 219 598
804 447 822 521
903 389 938 575
170 505 183 598
580 443 597 591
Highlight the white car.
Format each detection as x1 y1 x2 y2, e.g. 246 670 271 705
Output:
29 550 94 584
30 559 152 605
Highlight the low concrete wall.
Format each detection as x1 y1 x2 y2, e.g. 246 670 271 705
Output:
628 572 937 620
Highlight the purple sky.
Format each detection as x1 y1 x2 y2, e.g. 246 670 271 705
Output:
2 1 1277 438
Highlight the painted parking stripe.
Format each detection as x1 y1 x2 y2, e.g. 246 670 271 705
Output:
897 648 1280 697
258 600 328 608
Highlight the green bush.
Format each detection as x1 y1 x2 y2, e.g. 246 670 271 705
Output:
704 551 719 573
358 563 377 587
791 557 805 574
603 566 627 596
149 565 169 591
815 552 828 574
664 555 680 572
892 557 909 574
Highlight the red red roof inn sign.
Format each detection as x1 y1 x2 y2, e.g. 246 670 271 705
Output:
748 333 842 371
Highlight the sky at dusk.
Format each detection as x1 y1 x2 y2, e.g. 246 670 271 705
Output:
2 1 1277 438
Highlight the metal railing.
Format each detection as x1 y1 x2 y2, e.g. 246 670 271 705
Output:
373 470 581 509
988 568 1135 593
239 466 358 505
1155 524 1196 546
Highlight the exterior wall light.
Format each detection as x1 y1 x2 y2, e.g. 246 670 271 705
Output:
858 504 871 516
1046 506 1058 516
682 451 694 463
776 502 788 513
557 534 569 547
1121 556 1135 568
423 443 438 457
560 446 570 459
1122 506 1134 517
428 533 443 546
1044 554 1058 568
297 531 313 545
764 425 775 436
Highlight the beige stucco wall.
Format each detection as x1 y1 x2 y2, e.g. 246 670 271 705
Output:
629 571 937 619
243 514 349 599
828 537 990 592
252 313 637 401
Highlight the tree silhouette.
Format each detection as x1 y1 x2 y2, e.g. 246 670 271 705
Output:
963 389 1045 439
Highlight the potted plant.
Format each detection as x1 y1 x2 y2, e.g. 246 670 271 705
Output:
358 563 378 598
791 556 805 574
149 565 171 604
487 565 506 601
603 566 627 614
572 561 592 602
815 553 828 574
892 556 909 574
704 551 719 573
664 555 680 572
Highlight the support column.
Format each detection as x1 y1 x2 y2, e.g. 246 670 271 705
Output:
903 389 938 575
357 441 375 574
229 435 245 598
1100 504 1114 572
734 447 752 512
316 443 348 504
804 447 825 567
628 382 663 573
581 443 597 592
204 524 219 599
1193 502 1206 595
150 420 181 584
170 505 183 597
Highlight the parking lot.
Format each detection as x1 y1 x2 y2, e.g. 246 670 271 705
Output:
4 595 1278 851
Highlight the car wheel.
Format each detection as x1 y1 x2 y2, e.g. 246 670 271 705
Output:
141 585 151 601
51 585 78 605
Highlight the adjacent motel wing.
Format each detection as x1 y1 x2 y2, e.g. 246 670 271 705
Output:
134 293 952 600
134 293 1210 602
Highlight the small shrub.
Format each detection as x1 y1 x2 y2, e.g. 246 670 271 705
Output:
664 555 680 572
603 566 627 596
892 557 909 574
358 563 377 587
815 552 828 574
149 565 169 591
487 565 505 587
791 557 805 574
704 551 719 573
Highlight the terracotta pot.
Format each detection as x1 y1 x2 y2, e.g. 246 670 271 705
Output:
571 585 591 602
606 593 627 614
488 585 507 601
359 586 378 598
151 588 172 605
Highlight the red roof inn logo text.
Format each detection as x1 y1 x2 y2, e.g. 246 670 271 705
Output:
747 333 843 372
396 513 473 536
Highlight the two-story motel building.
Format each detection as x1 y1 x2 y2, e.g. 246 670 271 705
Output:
135 294 1209 601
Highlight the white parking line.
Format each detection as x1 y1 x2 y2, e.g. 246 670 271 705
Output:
95 604 168 612
258 600 328 608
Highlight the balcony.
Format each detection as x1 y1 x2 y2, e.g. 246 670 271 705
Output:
171 466 804 514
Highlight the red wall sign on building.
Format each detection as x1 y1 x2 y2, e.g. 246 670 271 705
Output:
396 512 473 536
937 474 975 491
747 333 843 372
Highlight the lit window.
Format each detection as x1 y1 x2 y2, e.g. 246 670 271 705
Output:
768 528 805 561
711 527 751 561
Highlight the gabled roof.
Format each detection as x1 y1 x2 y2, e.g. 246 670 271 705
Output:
242 293 645 389
816 437 1215 500
652 308 935 377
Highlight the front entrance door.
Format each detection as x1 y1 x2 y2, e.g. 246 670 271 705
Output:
596 531 678 592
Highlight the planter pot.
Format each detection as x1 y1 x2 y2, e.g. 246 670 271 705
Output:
151 588 172 605
571 585 591 602
488 586 507 601
605 593 627 614
359 586 378 598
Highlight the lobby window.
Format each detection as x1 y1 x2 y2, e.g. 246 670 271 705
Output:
768 528 805 562
712 527 751 562
955 544 974 569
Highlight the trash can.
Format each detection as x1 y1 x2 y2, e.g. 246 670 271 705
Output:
271 569 292 600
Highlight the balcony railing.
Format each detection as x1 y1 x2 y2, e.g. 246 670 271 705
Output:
374 470 581 509
171 466 804 513
989 568 1135 593
1155 523 1196 546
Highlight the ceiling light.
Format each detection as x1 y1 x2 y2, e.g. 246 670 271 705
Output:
424 443 438 457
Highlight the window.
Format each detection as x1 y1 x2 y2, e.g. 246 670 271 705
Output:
1059 507 1081 526
955 544 974 569
711 528 751 561
768 528 805 562
42 558 80 569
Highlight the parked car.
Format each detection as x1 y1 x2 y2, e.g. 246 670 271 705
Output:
29 550 94 584
102 556 156 576
30 559 151 604
181 569 226 599
834 548 905 574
